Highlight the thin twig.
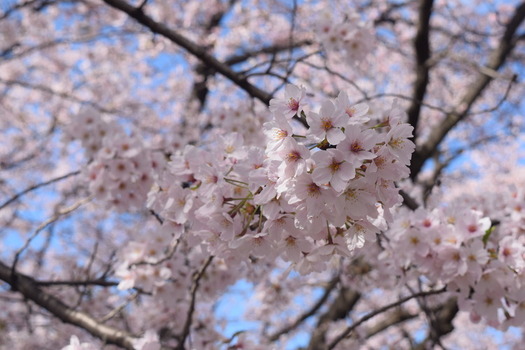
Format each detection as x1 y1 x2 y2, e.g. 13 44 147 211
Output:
468 73 517 115
11 196 92 278
102 0 272 105
99 293 139 323
0 78 119 113
177 256 214 350
268 277 339 341
327 287 446 350
0 170 80 212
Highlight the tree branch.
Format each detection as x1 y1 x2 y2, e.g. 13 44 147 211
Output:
0 170 80 212
191 39 313 111
306 287 361 350
102 0 272 106
176 256 214 350
399 189 419 210
0 78 119 113
11 196 91 276
327 287 446 350
414 298 458 350
364 308 418 339
35 279 119 287
410 1 525 178
0 260 136 349
189 0 238 109
268 277 338 342
225 40 313 67
420 133 501 201
407 0 434 141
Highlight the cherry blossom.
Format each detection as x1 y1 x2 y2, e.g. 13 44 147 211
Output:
307 100 346 144
312 148 355 192
2 1 525 349
269 84 306 119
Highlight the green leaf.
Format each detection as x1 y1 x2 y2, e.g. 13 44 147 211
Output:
482 225 495 246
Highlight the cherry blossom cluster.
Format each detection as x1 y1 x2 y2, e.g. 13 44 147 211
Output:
65 107 165 211
4 0 525 349
114 222 177 292
208 102 268 148
98 224 237 350
61 85 416 349
314 10 375 63
109 217 252 349
380 198 525 329
147 84 415 274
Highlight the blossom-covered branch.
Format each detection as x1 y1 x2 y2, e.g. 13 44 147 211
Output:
0 260 137 349
411 1 525 177
102 0 273 105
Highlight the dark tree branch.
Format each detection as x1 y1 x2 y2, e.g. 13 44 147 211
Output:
305 287 361 350
191 40 313 110
327 287 446 350
468 73 517 115
268 277 338 342
372 1 412 26
0 0 60 20
176 256 214 350
400 189 419 210
407 0 434 141
225 40 313 67
190 0 238 109
137 0 148 11
410 1 525 178
0 260 136 349
102 0 272 106
414 298 458 350
0 149 39 171
36 279 119 287
11 197 91 278
420 134 501 201
204 0 237 31
364 308 418 339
